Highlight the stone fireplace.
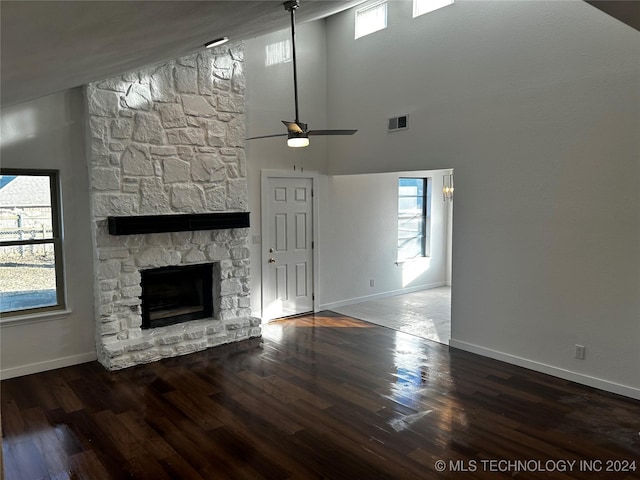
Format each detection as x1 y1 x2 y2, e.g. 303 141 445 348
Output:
85 42 260 370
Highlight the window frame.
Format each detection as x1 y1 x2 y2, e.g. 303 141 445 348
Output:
397 177 432 262
0 168 66 317
355 0 388 39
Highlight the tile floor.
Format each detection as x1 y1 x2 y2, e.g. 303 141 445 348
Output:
331 286 451 344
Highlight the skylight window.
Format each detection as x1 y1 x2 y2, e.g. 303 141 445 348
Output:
355 1 387 39
413 0 454 18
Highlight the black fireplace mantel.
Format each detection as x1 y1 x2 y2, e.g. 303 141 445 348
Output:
107 212 250 235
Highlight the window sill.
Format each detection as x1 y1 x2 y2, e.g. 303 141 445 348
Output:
0 309 73 328
395 256 431 266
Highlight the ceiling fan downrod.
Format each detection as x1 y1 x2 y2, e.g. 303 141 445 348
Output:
244 0 357 147
284 0 301 125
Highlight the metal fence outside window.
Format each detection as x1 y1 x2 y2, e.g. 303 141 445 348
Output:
0 210 55 258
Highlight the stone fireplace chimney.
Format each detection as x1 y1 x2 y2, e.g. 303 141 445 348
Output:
85 43 260 370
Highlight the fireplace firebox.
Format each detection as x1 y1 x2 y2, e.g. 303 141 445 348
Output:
141 264 214 329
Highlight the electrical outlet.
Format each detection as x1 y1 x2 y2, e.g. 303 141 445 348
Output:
370 279 375 287
575 344 586 360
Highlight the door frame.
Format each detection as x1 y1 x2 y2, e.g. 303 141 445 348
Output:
260 169 320 319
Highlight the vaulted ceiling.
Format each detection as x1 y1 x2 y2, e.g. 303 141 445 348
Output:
586 1 640 32
1 1 637 109
0 1 365 107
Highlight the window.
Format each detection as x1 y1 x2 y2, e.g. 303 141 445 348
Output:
0 170 65 316
413 0 454 18
397 178 431 261
355 0 387 39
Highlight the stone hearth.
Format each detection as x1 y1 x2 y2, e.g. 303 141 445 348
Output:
85 42 260 370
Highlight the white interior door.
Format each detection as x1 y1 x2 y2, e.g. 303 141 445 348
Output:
262 176 314 320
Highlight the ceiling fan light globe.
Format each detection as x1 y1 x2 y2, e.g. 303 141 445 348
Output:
287 136 309 148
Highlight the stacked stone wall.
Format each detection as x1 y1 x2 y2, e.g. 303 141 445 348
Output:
85 43 260 370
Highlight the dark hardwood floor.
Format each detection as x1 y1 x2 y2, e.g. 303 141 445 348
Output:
2 312 639 479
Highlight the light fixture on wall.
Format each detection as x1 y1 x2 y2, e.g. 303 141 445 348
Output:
443 173 454 201
204 37 229 48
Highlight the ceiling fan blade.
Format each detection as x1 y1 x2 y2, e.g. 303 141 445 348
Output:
282 120 305 133
246 133 288 140
308 129 358 136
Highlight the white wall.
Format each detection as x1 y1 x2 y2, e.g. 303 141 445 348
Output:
245 21 329 315
326 1 640 397
445 193 453 286
0 88 96 378
320 169 450 310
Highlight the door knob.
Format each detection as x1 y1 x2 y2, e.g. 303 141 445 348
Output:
268 258 276 263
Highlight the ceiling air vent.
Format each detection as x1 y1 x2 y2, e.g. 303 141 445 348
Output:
388 114 409 132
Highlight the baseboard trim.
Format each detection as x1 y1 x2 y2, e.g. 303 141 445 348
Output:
320 282 446 312
0 352 98 380
449 339 640 401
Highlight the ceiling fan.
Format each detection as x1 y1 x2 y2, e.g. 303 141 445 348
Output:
246 0 357 148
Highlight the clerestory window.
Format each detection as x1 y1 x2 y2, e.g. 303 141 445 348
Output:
413 0 454 18
355 1 388 39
